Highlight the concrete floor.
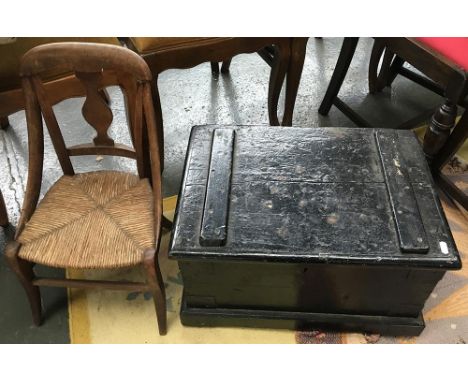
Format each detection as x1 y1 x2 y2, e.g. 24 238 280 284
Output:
0 37 444 343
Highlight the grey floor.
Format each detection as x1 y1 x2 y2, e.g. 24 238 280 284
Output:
0 37 444 343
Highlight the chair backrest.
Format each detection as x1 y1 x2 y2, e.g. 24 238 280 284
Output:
18 42 163 235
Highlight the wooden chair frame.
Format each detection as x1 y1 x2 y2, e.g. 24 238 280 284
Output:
319 37 468 210
4 42 167 335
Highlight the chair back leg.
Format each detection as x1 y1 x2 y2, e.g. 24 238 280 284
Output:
423 99 458 159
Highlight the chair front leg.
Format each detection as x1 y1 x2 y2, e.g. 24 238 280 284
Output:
5 242 42 326
143 248 167 335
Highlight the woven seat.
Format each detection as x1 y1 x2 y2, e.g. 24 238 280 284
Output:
17 171 155 269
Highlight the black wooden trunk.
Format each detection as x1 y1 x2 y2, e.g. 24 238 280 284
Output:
169 125 461 336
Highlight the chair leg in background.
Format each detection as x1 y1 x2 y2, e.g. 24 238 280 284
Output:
282 38 308 126
210 62 219 76
1 116 10 130
318 37 359 116
375 49 395 93
432 110 468 170
5 242 42 326
423 99 458 160
143 249 167 336
221 58 232 74
368 39 385 94
386 56 405 87
268 43 290 126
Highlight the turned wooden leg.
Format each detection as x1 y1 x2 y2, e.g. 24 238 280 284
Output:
0 190 8 227
210 62 219 76
151 76 165 172
432 109 468 170
423 100 457 161
5 242 42 326
318 37 359 115
1 116 10 130
221 58 232 74
268 43 290 126
368 39 385 94
143 249 167 335
282 37 308 126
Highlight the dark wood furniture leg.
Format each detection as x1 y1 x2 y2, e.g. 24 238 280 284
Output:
143 249 167 335
368 39 386 94
221 58 232 74
282 37 308 126
0 190 8 226
423 99 458 160
431 109 468 209
433 110 468 170
1 116 9 129
5 242 42 325
386 55 405 87
210 62 220 76
268 43 290 126
374 49 395 93
318 37 359 115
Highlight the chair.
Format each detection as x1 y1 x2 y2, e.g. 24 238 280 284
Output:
319 37 468 210
124 37 308 162
4 42 167 335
